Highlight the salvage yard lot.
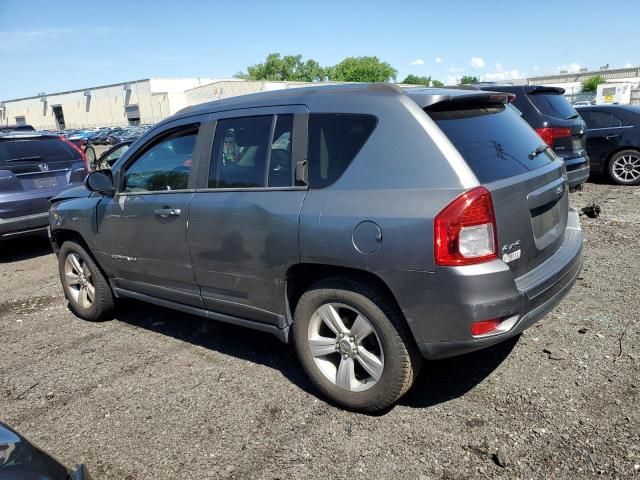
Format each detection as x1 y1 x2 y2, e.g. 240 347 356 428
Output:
1 183 638 479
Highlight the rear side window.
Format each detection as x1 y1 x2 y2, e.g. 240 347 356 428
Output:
308 114 377 188
429 102 554 183
0 137 80 166
528 92 578 120
580 111 611 129
209 116 272 188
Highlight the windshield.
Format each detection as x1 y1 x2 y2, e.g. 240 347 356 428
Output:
528 92 578 120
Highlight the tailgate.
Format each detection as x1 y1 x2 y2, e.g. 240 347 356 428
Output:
426 96 570 277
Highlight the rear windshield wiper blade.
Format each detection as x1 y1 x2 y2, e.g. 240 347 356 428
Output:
528 145 550 159
6 156 43 162
567 114 579 119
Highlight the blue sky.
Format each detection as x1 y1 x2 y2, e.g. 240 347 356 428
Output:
1 0 638 100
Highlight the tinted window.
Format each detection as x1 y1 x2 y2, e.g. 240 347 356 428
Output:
580 111 611 129
429 103 553 183
268 114 293 187
0 137 80 165
528 92 578 120
610 113 624 128
123 127 197 192
104 144 130 166
209 116 272 188
308 114 377 188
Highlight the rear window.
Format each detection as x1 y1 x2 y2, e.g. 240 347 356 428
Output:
528 92 578 120
429 102 553 183
308 114 377 188
0 137 80 166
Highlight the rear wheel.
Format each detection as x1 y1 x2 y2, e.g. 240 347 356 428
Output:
58 241 114 321
608 149 640 185
293 278 421 412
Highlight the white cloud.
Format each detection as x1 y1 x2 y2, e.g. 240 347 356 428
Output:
624 62 633 68
435 57 443 64
470 57 485 69
448 67 464 74
409 58 424 66
494 63 503 71
446 75 459 85
482 69 524 82
533 65 540 72
556 62 582 73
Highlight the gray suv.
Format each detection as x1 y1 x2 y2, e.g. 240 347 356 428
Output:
49 84 583 412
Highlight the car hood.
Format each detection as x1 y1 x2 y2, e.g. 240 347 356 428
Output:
50 185 93 204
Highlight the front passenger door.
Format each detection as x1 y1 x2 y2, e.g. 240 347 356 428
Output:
96 117 209 307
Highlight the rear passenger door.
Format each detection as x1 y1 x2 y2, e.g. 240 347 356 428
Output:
581 110 626 170
188 106 308 326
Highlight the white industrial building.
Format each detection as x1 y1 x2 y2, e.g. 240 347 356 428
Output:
0 77 219 130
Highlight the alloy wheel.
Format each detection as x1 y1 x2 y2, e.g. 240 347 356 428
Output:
611 153 640 184
307 303 384 392
64 253 95 309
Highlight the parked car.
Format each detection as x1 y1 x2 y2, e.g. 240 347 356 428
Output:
476 85 590 190
0 132 88 239
49 84 583 412
0 421 91 479
0 124 35 133
576 105 640 185
85 140 134 170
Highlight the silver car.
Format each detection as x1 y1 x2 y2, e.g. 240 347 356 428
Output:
49 84 583 412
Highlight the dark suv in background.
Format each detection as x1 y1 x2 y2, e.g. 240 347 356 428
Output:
0 132 88 239
477 85 590 189
49 84 582 412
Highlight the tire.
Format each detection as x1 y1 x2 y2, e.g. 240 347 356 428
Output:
293 278 421 412
58 240 114 321
608 149 640 186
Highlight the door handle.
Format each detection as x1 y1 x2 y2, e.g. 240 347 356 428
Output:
154 207 181 217
606 134 621 140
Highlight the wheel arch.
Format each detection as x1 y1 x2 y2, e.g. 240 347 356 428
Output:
51 229 111 279
285 263 406 328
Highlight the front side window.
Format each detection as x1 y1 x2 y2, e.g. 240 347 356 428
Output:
123 127 198 192
609 113 624 128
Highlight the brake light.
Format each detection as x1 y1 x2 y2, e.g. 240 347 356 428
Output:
471 319 501 336
434 187 498 266
59 136 88 172
534 127 571 146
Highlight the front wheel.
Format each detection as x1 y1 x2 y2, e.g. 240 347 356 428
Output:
608 149 640 185
58 240 114 321
293 278 421 412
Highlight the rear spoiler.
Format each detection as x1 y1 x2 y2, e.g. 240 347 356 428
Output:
405 88 515 110
529 85 565 95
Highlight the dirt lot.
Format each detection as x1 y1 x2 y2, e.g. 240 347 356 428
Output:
1 182 638 479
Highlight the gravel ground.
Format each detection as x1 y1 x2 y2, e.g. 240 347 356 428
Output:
1 182 638 479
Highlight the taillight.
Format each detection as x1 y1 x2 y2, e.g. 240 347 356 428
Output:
471 319 501 336
59 136 88 172
534 127 571 146
434 187 498 266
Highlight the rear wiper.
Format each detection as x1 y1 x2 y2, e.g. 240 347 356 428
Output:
7 156 43 162
528 145 550 159
567 114 579 119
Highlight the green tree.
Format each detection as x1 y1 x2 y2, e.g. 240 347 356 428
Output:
581 75 606 93
431 79 444 87
327 56 397 82
401 74 431 85
460 75 479 85
234 53 326 82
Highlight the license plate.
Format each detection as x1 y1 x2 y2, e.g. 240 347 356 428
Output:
35 177 57 189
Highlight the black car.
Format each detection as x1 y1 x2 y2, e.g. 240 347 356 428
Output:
477 85 590 189
576 105 640 185
0 422 90 479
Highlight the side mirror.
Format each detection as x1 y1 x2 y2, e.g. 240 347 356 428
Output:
85 169 115 196
84 145 96 168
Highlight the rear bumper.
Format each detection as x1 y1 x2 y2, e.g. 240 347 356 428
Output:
0 212 50 238
393 208 583 360
564 155 590 189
